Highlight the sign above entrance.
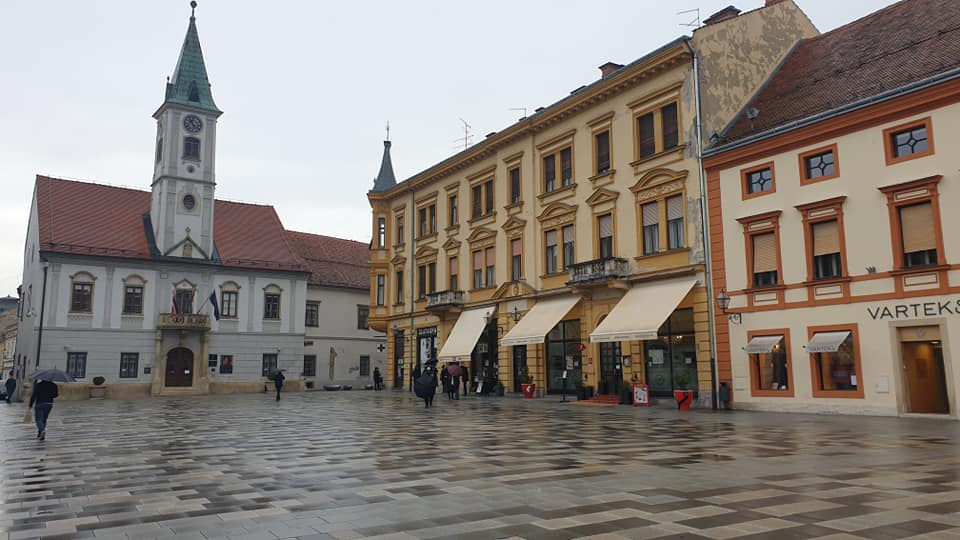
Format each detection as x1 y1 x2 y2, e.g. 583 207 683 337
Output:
868 299 960 320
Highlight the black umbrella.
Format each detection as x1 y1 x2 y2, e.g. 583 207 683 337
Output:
29 369 75 383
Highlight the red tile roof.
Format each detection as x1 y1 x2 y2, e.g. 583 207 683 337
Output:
284 231 371 290
723 0 960 142
35 175 304 272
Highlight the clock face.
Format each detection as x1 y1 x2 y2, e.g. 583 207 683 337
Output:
183 115 203 133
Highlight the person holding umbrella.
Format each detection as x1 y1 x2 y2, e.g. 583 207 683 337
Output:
446 362 461 400
414 358 439 408
27 368 72 441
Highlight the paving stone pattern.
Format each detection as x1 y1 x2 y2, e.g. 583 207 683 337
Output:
2 391 960 539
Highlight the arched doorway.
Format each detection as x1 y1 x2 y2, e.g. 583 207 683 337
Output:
165 347 194 387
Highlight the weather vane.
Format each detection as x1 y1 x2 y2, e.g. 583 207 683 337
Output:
190 1 197 17
385 121 391 142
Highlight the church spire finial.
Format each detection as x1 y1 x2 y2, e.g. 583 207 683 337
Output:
190 1 197 19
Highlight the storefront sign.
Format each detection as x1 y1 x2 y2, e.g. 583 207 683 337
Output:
867 299 960 320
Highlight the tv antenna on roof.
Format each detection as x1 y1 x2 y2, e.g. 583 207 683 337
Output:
677 8 700 28
453 118 473 150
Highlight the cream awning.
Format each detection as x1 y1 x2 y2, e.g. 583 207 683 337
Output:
500 296 581 347
589 277 698 343
744 335 783 354
437 307 493 361
805 331 850 353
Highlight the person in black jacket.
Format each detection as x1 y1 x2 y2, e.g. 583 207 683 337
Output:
29 379 58 441
273 370 285 401
4 371 16 403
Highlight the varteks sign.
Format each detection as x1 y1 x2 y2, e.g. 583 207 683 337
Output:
868 299 960 320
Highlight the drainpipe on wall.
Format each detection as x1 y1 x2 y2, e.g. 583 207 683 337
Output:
28 260 50 400
408 187 416 392
685 40 720 410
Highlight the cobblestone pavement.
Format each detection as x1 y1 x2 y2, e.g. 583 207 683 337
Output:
2 391 960 540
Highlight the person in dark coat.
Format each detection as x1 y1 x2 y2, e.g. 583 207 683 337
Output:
4 371 16 403
446 362 461 400
373 367 383 391
461 365 470 396
440 363 450 398
29 378 58 441
273 370 285 401
414 360 439 408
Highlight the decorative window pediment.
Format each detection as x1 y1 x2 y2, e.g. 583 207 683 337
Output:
585 187 620 208
172 278 196 290
441 237 462 253
390 253 407 266
122 274 147 286
537 202 577 229
501 215 527 233
466 226 497 244
630 168 687 202
414 245 439 261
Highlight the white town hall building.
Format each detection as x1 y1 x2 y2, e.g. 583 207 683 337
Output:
13 5 384 399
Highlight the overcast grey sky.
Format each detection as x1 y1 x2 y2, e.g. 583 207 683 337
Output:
0 0 893 296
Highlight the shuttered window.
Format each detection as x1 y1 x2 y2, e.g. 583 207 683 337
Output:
900 202 937 267
449 257 458 290
598 214 613 259
562 225 575 269
545 230 558 274
752 232 778 287
511 239 522 281
485 246 495 287
473 250 483 289
812 220 842 280
667 195 684 249
642 202 659 255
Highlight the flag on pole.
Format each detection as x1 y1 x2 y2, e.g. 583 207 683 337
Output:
209 292 221 321
171 289 180 314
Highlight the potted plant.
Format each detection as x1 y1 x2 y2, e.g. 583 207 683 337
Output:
673 371 695 411
495 380 505 397
89 376 106 399
519 365 536 399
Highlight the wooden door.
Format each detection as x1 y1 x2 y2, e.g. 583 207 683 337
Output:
165 347 194 387
901 341 949 414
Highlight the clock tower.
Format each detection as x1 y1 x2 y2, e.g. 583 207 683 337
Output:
150 1 222 259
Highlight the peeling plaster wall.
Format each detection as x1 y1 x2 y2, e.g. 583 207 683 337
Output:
693 0 819 142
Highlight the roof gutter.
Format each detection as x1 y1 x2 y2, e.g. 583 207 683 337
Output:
705 66 960 158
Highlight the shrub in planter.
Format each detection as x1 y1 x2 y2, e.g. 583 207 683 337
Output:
518 364 536 399
89 376 107 399
673 372 695 411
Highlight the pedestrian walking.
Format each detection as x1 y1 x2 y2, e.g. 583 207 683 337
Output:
446 362 461 400
4 371 16 403
440 363 450 398
461 365 470 396
273 370 285 401
414 359 438 408
29 378 58 441
373 367 383 391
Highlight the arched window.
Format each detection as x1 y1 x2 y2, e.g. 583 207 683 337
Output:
69 272 96 313
183 137 201 160
219 281 240 319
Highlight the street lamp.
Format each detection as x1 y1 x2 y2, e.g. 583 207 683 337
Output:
715 289 741 324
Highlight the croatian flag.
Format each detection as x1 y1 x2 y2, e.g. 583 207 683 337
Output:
209 292 221 321
171 291 180 314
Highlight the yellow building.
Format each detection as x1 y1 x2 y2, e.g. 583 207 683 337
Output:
367 1 816 403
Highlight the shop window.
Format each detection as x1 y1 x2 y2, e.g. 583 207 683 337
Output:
746 330 792 397
808 326 863 398
545 320 582 393
643 309 697 397
884 117 933 165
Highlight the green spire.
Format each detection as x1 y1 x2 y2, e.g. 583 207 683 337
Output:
163 1 220 114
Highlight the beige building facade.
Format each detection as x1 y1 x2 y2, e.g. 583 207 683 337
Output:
368 2 816 403
704 0 960 416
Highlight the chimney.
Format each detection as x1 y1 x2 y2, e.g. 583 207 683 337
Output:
599 62 624 78
703 6 741 26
